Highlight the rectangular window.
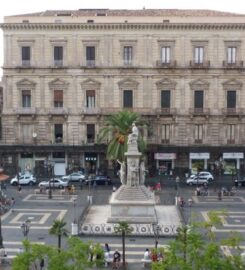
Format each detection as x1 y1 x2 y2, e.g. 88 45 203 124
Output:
22 90 31 108
227 124 235 141
86 90 95 108
161 90 170 108
162 124 170 140
194 90 204 109
194 125 203 141
123 90 133 108
87 124 95 143
54 46 63 66
86 46 95 66
194 47 204 64
22 46 30 66
54 124 63 143
161 47 171 63
54 90 63 108
22 124 33 143
227 90 236 108
227 47 236 64
123 46 133 65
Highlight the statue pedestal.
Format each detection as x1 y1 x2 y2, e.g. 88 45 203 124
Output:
108 185 157 224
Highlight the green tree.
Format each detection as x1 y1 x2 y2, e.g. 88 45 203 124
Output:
49 218 69 251
114 221 133 269
98 111 146 162
152 211 245 270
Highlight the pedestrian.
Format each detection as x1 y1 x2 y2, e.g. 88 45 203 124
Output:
179 197 184 207
144 248 151 260
235 179 238 187
104 243 110 253
17 184 22 193
112 185 117 192
40 258 44 269
11 197 15 207
112 249 121 269
218 189 222 200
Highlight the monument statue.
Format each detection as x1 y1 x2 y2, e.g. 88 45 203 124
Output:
117 160 126 185
139 160 146 185
127 122 138 144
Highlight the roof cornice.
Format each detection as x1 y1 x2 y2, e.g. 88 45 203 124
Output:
1 23 245 31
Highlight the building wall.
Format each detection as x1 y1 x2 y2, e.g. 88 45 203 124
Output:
1 9 245 175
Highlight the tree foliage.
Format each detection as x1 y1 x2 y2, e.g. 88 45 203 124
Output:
98 111 146 162
152 211 245 270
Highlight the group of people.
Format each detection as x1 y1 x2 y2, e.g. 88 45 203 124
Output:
104 243 121 269
144 248 164 262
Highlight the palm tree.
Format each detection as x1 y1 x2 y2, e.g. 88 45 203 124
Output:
49 219 69 252
114 221 133 269
98 111 146 162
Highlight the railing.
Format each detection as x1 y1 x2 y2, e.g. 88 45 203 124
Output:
15 107 36 115
21 60 31 67
81 108 101 114
156 60 177 68
189 108 210 115
189 60 210 68
53 60 63 67
223 60 243 68
49 108 69 115
155 108 177 115
222 108 244 115
86 60 96 67
227 139 235 144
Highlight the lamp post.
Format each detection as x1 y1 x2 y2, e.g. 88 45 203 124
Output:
21 219 31 240
152 223 160 248
46 159 55 199
0 206 4 249
73 198 77 224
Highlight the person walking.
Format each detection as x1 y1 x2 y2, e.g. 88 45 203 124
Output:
112 249 121 269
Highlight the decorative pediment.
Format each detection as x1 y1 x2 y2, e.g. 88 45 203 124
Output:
48 78 69 88
81 78 101 89
16 79 36 88
222 79 242 90
156 78 176 89
189 79 209 90
118 78 139 88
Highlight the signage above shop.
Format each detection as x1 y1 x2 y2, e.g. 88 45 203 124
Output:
223 152 244 159
190 153 210 159
154 153 176 160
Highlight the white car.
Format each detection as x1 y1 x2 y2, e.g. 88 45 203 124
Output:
10 174 36 186
61 172 86 182
189 172 214 181
38 178 69 189
186 177 209 186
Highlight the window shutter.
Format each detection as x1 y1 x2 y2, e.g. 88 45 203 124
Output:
86 90 95 97
54 90 63 101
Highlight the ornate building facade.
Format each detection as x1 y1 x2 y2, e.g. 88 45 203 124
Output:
1 9 245 176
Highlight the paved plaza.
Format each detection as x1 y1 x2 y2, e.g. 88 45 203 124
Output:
0 178 245 269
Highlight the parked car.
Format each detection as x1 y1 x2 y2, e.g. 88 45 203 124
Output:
189 171 214 181
61 172 86 182
235 178 245 187
38 178 69 189
186 176 209 186
10 174 36 186
85 175 112 185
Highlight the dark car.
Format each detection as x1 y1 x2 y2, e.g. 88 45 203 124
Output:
85 175 112 185
237 179 245 187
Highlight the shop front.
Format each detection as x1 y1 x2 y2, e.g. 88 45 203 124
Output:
222 152 244 175
189 153 210 174
154 153 176 175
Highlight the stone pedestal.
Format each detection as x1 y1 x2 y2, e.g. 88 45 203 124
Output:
108 185 157 223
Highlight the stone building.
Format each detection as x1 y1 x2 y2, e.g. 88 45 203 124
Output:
1 8 245 177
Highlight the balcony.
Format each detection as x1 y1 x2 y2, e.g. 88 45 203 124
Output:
100 107 154 116
223 61 243 69
189 108 210 116
155 108 177 116
227 139 235 144
48 107 69 118
81 107 101 116
53 60 63 68
21 60 31 68
156 60 177 68
189 61 210 69
222 108 244 116
15 107 36 118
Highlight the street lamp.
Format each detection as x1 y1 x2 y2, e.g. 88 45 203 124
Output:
152 222 160 248
21 219 31 240
45 159 55 199
73 198 77 224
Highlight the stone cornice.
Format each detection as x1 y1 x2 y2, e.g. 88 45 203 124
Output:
2 23 245 31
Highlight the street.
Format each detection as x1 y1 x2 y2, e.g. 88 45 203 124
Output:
0 176 245 269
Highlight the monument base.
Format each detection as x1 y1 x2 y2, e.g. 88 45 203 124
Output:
108 185 157 224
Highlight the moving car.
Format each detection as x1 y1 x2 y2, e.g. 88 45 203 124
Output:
61 172 86 182
38 178 69 189
186 176 209 186
10 174 36 186
85 175 112 185
189 171 214 181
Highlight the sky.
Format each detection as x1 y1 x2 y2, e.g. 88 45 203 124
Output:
1 0 245 76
